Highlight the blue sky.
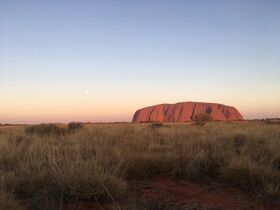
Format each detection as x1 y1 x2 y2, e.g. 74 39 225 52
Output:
0 0 280 123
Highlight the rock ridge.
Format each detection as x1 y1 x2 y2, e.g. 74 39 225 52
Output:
132 102 243 122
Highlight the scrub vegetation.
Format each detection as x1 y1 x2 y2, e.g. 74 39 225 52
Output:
0 121 280 209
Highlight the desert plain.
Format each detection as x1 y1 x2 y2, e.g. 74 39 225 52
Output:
1 120 280 210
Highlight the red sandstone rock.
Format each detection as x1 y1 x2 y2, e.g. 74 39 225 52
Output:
132 102 243 122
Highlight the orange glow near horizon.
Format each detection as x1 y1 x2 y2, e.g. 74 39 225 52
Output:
1 95 279 124
1 65 279 124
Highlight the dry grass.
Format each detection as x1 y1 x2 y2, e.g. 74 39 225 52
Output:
0 121 280 209
0 187 26 210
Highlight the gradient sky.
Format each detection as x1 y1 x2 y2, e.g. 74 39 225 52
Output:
1 0 280 123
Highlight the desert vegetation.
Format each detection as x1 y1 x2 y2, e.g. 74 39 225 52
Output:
0 121 280 209
193 113 213 126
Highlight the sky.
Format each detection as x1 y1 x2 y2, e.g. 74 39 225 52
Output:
0 0 280 123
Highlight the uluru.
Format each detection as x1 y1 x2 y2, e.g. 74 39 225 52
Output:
132 102 243 123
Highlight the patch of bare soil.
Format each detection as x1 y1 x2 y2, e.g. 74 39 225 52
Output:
64 178 280 210
130 177 280 210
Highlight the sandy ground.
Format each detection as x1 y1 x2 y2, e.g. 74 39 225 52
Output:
131 177 280 210
63 177 280 210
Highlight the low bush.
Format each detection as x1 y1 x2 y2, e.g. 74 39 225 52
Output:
25 124 66 137
193 113 213 126
67 122 83 131
150 122 164 129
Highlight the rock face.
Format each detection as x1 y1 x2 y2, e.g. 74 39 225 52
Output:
132 102 243 123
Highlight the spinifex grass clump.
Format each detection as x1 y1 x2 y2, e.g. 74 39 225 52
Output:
0 190 26 210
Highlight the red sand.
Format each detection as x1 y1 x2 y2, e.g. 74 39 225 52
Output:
132 177 280 210
64 177 279 210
